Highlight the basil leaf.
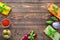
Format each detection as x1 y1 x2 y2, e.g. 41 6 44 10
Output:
53 6 58 10
46 20 53 24
51 16 58 21
55 11 58 15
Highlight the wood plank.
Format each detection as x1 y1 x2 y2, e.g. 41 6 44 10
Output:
9 12 50 25
0 12 50 31
7 3 52 12
0 0 60 3
2 3 60 13
0 2 59 13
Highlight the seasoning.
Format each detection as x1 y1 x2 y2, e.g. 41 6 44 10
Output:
2 19 10 28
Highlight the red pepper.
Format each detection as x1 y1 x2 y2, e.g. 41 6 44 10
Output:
2 19 10 27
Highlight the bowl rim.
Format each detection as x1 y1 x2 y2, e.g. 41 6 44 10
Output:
1 18 11 28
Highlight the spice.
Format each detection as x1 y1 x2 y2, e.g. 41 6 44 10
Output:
2 19 10 27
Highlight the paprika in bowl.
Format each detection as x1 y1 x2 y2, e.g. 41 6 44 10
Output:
1 18 10 28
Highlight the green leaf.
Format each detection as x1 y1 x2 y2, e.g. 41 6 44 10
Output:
52 9 55 11
48 26 57 37
55 11 58 15
28 30 35 40
28 36 31 39
51 16 58 21
33 34 35 36
53 6 58 10
46 20 53 24
53 32 60 40
52 5 58 15
44 25 57 38
0 4 9 13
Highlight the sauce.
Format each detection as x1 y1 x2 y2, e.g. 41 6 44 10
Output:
2 19 10 26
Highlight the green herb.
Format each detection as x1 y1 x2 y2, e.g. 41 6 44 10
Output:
52 5 58 15
46 25 57 37
55 11 58 15
53 6 58 10
46 20 53 25
0 4 9 12
28 30 35 40
51 16 58 21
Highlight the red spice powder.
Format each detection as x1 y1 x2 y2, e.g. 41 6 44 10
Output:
2 19 10 26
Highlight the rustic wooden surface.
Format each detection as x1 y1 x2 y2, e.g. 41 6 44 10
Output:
0 0 60 40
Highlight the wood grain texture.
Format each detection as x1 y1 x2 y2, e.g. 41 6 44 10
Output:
0 0 60 40
0 0 60 3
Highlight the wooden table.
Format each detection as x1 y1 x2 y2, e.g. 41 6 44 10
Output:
0 0 60 40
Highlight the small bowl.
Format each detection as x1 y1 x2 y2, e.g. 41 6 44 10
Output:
1 18 10 28
52 22 60 29
2 29 11 39
21 31 37 40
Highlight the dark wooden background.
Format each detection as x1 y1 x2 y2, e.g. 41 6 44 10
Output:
0 0 60 40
